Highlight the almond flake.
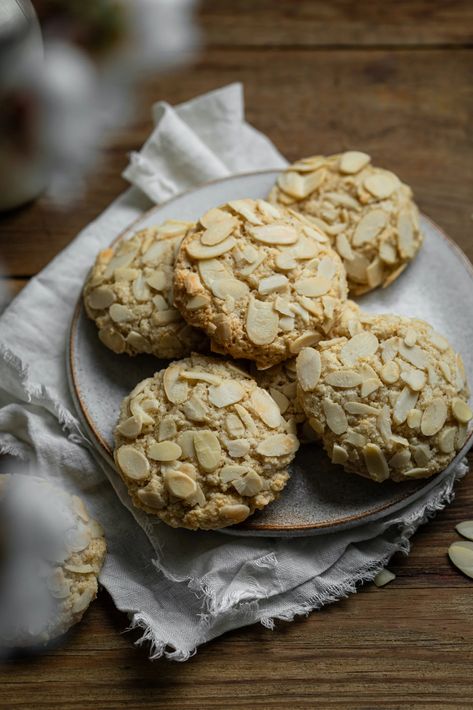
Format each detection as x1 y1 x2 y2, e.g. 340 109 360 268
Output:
452 398 473 424
220 464 249 484
332 444 348 465
156 220 191 238
413 444 432 467
153 309 181 326
352 209 388 246
344 401 379 416
402 467 431 478
220 503 251 524
187 236 236 260
336 233 354 260
258 274 289 295
251 388 282 428
323 399 348 434
344 253 369 282
293 237 319 259
117 415 142 438
400 368 426 391
148 440 182 462
366 258 384 289
389 449 411 468
103 247 138 277
363 443 389 481
246 298 278 345
403 327 418 347
361 378 381 397
164 470 197 500
407 408 422 429
232 471 263 496
192 431 221 472
275 252 297 271
381 337 400 363
269 388 290 414
397 211 416 258
429 331 449 351
377 405 392 443
228 199 263 225
187 294 210 311
398 342 429 370
225 413 246 438
182 395 207 422
295 276 331 298
211 278 249 300
393 386 418 424
87 286 115 310
326 370 362 388
279 316 295 332
249 223 299 245
158 417 177 441
234 404 258 435
296 348 321 391
115 267 139 282
163 364 189 404
141 240 171 266
448 541 473 579
438 426 456 453
364 173 397 199
339 151 371 174
208 381 245 408
116 445 150 481
226 439 250 458
274 297 293 316
200 207 230 228
380 360 400 384
325 191 360 209
344 429 367 447
302 224 329 243
109 303 133 323
373 569 396 587
176 430 196 459
200 218 236 246
379 241 397 264
421 398 448 436
278 170 325 200
256 434 299 457
455 522 473 542
340 332 379 366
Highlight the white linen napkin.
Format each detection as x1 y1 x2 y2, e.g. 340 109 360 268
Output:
0 83 467 660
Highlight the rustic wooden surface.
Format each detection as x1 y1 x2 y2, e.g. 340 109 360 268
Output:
1 2 473 708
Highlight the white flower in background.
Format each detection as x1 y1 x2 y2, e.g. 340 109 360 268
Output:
0 0 199 208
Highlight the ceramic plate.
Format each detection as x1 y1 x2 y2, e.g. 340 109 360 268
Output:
68 171 473 537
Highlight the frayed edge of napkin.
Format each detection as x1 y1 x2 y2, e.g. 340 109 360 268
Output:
128 462 465 661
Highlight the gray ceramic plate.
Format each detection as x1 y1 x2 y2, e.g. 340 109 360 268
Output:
68 170 473 537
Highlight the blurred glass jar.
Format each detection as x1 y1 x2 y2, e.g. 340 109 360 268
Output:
0 0 46 210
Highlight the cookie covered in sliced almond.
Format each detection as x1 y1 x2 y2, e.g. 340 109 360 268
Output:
268 152 423 295
0 475 106 647
113 354 299 530
173 199 348 369
83 222 207 359
295 314 471 483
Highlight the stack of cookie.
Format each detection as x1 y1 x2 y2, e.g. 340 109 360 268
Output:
83 152 472 530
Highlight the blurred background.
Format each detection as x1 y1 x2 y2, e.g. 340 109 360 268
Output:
1 0 472 313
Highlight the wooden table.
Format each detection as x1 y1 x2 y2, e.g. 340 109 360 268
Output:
1 2 473 708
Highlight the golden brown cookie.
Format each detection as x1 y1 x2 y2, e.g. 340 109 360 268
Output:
269 152 423 295
296 314 471 482
114 354 299 529
173 199 348 369
83 222 207 359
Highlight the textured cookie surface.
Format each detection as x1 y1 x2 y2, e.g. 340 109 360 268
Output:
83 222 207 359
114 354 299 529
269 152 423 295
0 475 106 647
173 199 348 368
296 315 471 482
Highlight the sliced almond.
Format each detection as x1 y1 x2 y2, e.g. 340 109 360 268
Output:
187 294 211 310
352 209 387 247
295 276 331 298
115 267 139 282
397 211 416 258
393 387 419 424
148 440 182 462
182 395 207 423
64 564 94 575
117 415 142 438
398 342 428 370
163 364 189 404
377 405 392 443
361 378 381 397
325 370 362 388
403 467 431 478
179 370 222 385
177 430 196 459
220 464 249 484
344 429 367 447
344 401 379 416
332 444 348 465
325 191 360 209
380 360 400 384
146 270 168 291
364 173 397 200
246 298 278 345
208 381 245 408
256 433 298 457
116 445 150 481
379 240 397 265
251 388 282 428
400 369 426 392
277 170 324 200
366 258 384 289
421 398 448 436
187 236 236 260
455 522 473 542
269 388 290 414
200 218 236 246
200 207 230 228
159 416 177 441
225 412 246 438
126 332 150 352
226 439 250 458
452 398 473 424
211 278 249 300
336 233 354 261
258 274 289 295
407 408 422 429
275 251 297 271
339 151 371 174
152 309 181 326
228 199 263 225
164 470 197 500
296 348 321 391
249 223 298 245
293 237 319 259
438 426 457 454
373 569 396 587
193 431 221 472
449 541 473 579
141 240 171 266
429 331 449 352
232 471 263 496
198 258 229 289
274 296 293 316
381 337 400 363
109 303 133 323
220 503 251 524
103 247 139 278
389 449 411 469
234 404 258 435
87 286 115 310
340 332 379 366
323 399 348 434
363 443 389 482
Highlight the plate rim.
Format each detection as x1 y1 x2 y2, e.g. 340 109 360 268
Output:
68 169 473 535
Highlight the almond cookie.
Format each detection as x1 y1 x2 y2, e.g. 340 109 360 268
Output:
268 152 423 295
173 199 348 369
0 475 106 647
296 314 471 483
83 222 207 359
113 354 299 530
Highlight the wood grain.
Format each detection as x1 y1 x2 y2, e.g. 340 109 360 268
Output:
1 1 473 708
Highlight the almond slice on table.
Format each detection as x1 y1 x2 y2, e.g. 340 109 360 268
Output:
456 521 473 542
448 541 473 579
373 569 396 587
